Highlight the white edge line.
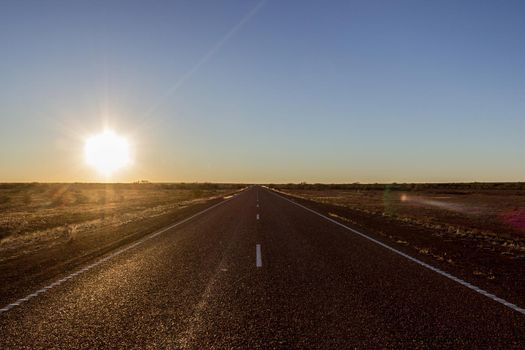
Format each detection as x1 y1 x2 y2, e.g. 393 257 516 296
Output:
256 244 262 267
0 191 243 316
269 189 525 316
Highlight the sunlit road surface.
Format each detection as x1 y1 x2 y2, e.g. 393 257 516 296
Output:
0 187 524 349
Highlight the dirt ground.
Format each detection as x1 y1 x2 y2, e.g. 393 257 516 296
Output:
272 185 525 307
0 183 241 251
276 186 525 241
0 183 244 303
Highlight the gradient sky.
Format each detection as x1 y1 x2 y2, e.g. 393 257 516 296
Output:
1 0 524 183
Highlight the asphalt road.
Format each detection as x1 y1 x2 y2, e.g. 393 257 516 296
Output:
0 186 524 349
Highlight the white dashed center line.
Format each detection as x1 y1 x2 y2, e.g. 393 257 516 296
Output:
256 244 262 267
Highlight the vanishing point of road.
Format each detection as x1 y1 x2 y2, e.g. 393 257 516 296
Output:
0 186 524 348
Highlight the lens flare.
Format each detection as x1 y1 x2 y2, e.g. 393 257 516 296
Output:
501 210 525 231
399 193 477 214
84 130 130 176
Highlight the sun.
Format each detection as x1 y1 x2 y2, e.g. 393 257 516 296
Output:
84 130 131 176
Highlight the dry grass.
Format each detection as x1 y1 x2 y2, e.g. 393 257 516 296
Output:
273 186 525 296
273 187 525 242
0 183 242 256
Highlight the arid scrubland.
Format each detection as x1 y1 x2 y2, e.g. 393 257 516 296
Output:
270 183 525 242
0 183 243 258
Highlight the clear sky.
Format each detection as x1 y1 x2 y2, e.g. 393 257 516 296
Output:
1 0 524 183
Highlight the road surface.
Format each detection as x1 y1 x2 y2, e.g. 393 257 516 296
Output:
0 186 524 348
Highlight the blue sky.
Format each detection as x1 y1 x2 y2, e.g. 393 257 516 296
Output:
1 0 524 182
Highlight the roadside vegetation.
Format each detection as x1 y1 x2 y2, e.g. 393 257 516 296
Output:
269 183 525 305
0 183 244 256
0 182 245 302
269 182 525 241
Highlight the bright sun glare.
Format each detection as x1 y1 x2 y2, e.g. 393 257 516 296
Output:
84 130 131 176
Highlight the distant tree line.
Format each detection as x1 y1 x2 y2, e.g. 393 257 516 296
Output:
154 183 247 190
0 182 247 191
267 182 525 192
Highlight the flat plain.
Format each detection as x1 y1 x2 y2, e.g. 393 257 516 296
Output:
0 183 243 303
271 183 525 307
1 186 524 348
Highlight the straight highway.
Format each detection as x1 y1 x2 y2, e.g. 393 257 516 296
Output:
0 186 523 348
